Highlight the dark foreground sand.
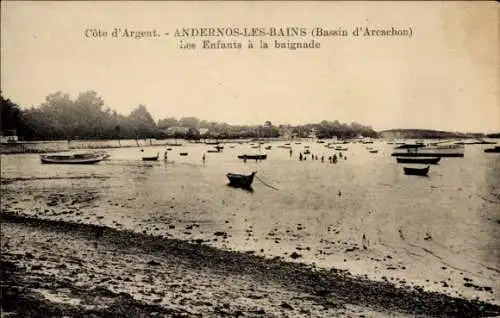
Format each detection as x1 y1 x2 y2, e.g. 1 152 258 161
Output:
1 213 499 318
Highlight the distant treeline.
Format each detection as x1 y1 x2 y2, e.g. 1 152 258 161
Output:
1 91 378 140
379 129 496 139
1 91 157 140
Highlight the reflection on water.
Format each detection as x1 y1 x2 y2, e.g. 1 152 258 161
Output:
1 140 499 303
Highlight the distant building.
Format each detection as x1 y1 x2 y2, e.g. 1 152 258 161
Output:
199 128 209 136
307 128 318 138
1 130 19 143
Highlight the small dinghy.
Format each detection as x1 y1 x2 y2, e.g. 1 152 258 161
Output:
238 154 267 160
396 157 441 164
142 153 159 161
484 146 500 153
403 166 430 176
226 172 256 189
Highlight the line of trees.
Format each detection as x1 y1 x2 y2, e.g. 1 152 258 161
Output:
2 91 158 140
1 90 378 141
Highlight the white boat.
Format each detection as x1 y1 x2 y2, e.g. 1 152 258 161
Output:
40 152 105 164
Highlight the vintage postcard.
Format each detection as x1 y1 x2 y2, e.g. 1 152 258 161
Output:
1 1 499 317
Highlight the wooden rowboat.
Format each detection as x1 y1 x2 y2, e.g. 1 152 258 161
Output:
403 166 430 176
396 157 441 164
238 154 267 160
40 152 105 164
484 146 500 153
142 153 159 161
227 172 256 189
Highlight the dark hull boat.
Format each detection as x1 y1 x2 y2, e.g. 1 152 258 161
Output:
392 152 463 158
404 166 430 176
238 154 267 160
369 150 378 153
40 153 105 164
396 157 441 164
226 172 256 189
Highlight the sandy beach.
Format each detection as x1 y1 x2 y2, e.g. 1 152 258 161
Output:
2 212 499 318
1 141 500 317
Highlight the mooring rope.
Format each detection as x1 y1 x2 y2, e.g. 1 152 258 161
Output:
255 175 280 191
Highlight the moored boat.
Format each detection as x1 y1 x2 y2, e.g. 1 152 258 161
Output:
142 153 159 161
396 157 441 164
205 140 220 145
484 146 500 153
403 166 430 176
395 144 426 150
40 152 105 164
369 150 378 153
392 152 463 158
238 154 267 160
226 172 256 189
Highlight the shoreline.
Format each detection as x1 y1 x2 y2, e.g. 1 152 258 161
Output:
2 212 499 317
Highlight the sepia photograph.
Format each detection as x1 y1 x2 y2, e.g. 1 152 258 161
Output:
1 1 499 317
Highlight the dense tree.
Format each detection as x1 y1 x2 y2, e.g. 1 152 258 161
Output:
157 117 179 129
178 117 200 129
127 105 157 138
6 91 159 140
0 93 34 140
2 90 379 141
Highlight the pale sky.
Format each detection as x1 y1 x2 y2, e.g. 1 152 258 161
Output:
1 1 498 132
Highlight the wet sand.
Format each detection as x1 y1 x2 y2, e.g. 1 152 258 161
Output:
2 212 499 317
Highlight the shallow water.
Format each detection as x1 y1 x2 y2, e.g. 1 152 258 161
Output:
1 140 499 304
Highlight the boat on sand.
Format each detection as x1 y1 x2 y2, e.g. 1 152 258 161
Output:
403 166 430 176
396 157 441 164
238 154 267 160
484 146 500 153
40 152 105 164
142 153 159 161
226 172 256 189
